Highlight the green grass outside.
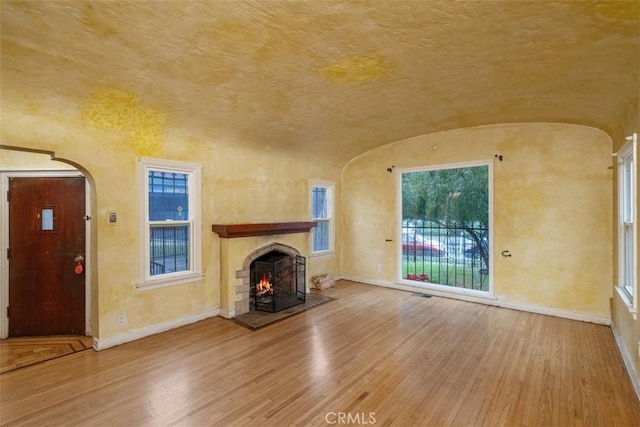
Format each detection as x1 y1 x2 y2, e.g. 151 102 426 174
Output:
402 260 488 291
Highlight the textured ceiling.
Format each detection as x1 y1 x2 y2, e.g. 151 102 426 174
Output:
1 0 639 162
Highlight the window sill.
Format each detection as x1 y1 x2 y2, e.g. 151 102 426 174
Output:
615 286 637 320
137 272 205 291
396 279 495 299
310 250 335 258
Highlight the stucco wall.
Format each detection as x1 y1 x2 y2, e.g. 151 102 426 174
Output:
0 150 76 170
342 123 613 318
1 103 342 345
612 292 639 389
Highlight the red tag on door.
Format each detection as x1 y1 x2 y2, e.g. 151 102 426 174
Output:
75 263 84 275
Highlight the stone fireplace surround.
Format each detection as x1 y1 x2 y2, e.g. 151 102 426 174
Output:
212 222 316 318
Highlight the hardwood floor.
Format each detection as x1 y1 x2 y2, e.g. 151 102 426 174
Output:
0 335 93 373
1 280 638 426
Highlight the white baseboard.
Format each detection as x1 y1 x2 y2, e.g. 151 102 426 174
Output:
611 321 640 402
219 307 235 319
93 308 220 351
344 276 611 325
493 298 611 325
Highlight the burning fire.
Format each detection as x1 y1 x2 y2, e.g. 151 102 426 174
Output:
256 273 274 296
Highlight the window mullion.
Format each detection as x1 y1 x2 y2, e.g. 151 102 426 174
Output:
617 136 637 312
139 157 202 289
311 182 334 254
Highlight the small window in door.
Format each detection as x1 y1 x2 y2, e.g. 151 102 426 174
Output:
39 206 56 233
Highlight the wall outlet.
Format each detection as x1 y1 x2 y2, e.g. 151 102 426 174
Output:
377 263 383 273
117 313 127 327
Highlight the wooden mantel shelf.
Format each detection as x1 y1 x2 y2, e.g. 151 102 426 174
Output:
212 222 317 238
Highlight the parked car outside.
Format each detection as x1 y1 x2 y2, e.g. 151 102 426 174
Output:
402 229 446 257
464 236 488 258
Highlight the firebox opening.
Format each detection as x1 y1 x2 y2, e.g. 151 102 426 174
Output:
250 250 306 313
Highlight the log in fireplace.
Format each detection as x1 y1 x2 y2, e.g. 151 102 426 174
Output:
250 251 306 312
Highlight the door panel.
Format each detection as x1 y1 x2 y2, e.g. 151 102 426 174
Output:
8 177 86 336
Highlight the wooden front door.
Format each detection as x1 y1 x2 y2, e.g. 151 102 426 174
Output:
8 177 86 336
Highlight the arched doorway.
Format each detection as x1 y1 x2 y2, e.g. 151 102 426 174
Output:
0 148 93 338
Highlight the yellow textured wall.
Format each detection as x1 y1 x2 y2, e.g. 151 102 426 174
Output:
0 150 75 170
342 123 613 317
1 90 342 343
613 292 639 386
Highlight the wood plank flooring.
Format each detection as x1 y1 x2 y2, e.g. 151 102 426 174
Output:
1 280 639 426
0 335 93 374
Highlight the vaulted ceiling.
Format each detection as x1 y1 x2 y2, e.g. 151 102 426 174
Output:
2 1 638 162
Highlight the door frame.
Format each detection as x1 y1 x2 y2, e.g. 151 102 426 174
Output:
396 159 494 298
0 170 92 338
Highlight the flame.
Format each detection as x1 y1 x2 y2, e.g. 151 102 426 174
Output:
256 273 273 296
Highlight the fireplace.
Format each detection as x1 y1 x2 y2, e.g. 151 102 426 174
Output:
251 251 306 312
212 223 316 318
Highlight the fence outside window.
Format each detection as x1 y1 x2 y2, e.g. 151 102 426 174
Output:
402 221 488 291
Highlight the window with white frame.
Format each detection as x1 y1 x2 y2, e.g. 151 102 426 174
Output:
618 134 637 310
138 158 202 289
311 182 334 254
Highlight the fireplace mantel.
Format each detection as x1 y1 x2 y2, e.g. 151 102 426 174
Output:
212 222 317 238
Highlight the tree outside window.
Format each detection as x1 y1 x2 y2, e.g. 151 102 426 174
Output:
401 163 490 291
